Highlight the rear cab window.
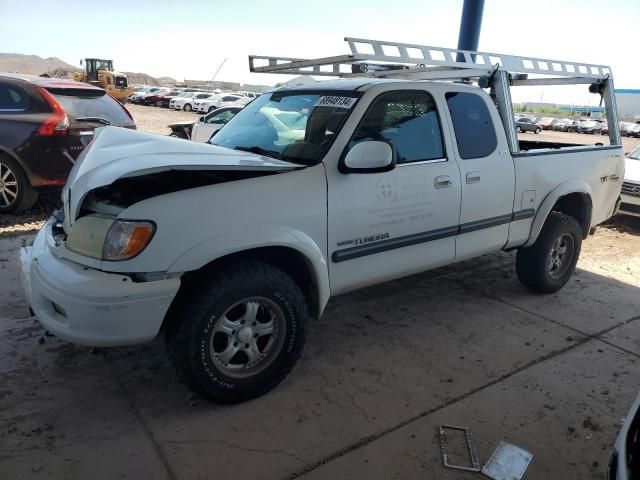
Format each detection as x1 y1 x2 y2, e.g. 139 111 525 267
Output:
445 91 497 159
49 88 133 126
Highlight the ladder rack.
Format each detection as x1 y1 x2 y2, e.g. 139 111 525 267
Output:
249 37 612 82
248 36 620 151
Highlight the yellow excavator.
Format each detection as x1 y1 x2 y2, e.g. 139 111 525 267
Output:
73 58 133 104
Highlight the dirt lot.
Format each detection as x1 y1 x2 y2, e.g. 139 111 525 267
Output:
1 105 640 479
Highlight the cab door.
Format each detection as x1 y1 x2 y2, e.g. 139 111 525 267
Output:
443 89 516 261
326 88 462 295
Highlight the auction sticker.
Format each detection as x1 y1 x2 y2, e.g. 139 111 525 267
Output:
315 96 357 109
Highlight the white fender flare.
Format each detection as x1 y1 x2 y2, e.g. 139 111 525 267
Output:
524 180 593 247
167 226 331 315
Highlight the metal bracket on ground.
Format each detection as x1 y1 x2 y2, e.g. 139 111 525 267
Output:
438 424 481 472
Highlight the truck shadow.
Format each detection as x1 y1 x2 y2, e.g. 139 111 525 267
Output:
605 214 640 236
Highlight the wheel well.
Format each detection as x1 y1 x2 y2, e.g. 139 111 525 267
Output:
177 247 321 320
551 192 592 238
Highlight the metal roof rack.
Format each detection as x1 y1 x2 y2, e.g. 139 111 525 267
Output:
249 37 613 84
248 37 620 151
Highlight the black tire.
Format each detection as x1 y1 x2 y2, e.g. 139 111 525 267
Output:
516 212 582 293
155 100 163 107
183 103 192 112
165 260 309 403
0 155 38 214
535 127 541 134
208 106 216 113
515 126 521 133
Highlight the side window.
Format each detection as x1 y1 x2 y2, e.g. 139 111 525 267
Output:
349 90 444 164
445 92 497 159
0 84 29 112
207 110 235 124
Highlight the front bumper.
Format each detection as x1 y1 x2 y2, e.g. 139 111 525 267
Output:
619 193 640 217
20 219 181 346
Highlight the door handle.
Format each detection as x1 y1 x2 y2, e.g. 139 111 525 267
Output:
435 175 452 189
466 171 481 184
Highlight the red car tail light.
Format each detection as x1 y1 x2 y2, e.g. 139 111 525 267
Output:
36 87 69 136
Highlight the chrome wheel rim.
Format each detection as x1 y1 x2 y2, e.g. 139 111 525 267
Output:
0 162 18 208
209 297 286 379
547 233 574 279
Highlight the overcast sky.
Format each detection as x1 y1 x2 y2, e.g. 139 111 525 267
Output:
1 0 638 104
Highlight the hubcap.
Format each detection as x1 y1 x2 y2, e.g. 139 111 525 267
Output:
0 162 18 207
547 233 574 279
209 297 286 379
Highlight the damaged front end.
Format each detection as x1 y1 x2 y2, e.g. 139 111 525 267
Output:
63 126 304 228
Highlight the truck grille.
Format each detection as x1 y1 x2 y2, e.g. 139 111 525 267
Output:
114 76 128 88
622 181 640 197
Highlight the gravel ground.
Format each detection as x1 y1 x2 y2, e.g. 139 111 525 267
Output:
0 104 638 237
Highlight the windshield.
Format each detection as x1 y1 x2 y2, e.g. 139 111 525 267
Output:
211 91 360 165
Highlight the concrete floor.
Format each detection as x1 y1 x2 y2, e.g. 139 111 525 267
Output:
1 219 639 480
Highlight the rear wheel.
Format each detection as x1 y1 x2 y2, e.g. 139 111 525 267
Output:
155 100 163 107
516 213 582 293
166 260 309 403
0 155 37 214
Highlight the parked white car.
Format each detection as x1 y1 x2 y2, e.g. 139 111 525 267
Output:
170 92 211 112
619 145 640 217
195 94 248 113
19 62 624 403
191 106 243 142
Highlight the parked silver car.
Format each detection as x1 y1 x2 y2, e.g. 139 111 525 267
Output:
515 117 542 134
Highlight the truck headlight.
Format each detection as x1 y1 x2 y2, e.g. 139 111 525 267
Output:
103 220 155 261
65 215 155 261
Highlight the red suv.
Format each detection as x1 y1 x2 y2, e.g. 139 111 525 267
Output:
0 73 136 213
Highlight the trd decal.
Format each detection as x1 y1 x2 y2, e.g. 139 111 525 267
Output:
336 232 390 248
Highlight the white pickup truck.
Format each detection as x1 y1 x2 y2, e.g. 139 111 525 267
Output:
20 39 624 403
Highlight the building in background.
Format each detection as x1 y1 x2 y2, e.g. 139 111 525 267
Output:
615 89 640 120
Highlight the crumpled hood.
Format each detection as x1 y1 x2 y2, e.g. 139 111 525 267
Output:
63 126 302 223
625 157 640 183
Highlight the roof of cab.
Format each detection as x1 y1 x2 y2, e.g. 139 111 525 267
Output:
274 77 479 93
278 78 396 92
0 72 103 91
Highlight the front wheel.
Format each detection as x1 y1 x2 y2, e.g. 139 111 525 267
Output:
166 260 309 403
208 106 216 113
534 128 541 134
183 103 192 112
516 212 582 293
515 126 521 133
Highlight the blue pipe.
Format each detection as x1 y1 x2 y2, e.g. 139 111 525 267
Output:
456 0 485 62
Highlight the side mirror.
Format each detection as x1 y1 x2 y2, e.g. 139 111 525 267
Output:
199 116 204 122
341 141 396 174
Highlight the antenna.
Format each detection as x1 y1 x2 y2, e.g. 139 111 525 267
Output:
207 58 227 92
